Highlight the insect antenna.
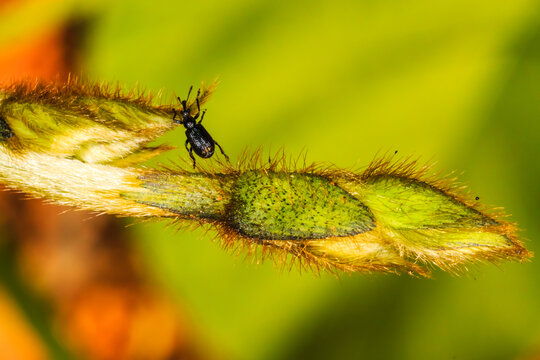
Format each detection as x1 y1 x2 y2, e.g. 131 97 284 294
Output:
177 86 193 111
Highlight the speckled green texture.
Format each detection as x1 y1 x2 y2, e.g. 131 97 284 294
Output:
228 171 375 240
360 176 498 229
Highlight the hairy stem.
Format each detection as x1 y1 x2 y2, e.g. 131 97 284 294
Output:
0 79 531 276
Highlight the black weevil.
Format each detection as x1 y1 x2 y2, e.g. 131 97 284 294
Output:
173 86 229 168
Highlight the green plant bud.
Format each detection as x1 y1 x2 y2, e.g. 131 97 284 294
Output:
228 171 374 240
0 78 213 165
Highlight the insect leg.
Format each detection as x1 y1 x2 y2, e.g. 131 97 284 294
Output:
196 89 201 113
172 108 182 124
198 110 206 124
185 139 196 168
214 141 229 162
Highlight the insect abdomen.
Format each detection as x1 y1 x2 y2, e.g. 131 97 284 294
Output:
187 126 215 158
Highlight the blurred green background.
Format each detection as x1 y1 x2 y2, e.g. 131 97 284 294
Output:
2 0 540 359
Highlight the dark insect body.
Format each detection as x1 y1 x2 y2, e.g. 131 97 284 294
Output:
173 86 229 168
0 115 14 141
